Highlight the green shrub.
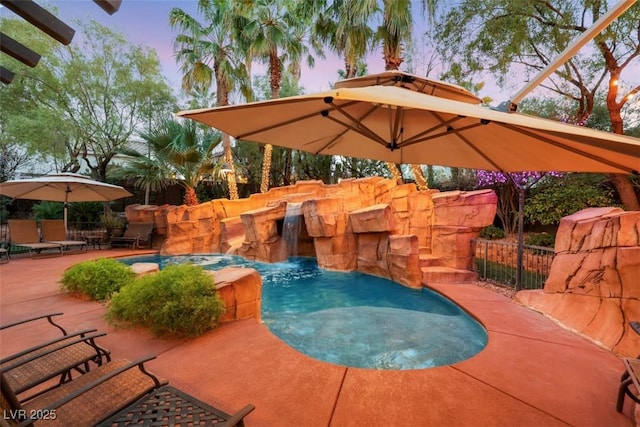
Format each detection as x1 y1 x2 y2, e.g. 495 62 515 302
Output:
524 173 617 226
33 201 64 220
525 232 555 248
60 258 135 300
107 264 225 337
479 225 505 240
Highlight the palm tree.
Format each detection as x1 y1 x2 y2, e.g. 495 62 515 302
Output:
313 0 378 79
378 0 439 186
115 119 223 206
235 0 311 193
170 0 252 200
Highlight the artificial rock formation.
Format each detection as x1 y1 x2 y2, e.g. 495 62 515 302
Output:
124 177 497 289
516 207 640 357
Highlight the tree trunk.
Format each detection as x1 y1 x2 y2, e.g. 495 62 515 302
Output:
222 133 239 200
608 173 640 211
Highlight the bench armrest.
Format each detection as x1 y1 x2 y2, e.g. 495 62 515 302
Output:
1 313 66 335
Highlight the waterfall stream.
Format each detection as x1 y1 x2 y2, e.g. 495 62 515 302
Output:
283 202 303 257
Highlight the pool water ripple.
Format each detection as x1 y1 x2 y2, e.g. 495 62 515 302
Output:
121 255 487 370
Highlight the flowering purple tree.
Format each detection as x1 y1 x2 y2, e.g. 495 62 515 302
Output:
475 171 563 235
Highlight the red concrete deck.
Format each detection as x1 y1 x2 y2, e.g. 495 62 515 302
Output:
0 249 634 426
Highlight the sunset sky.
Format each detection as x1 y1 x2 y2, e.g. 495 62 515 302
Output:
49 0 389 95
3 1 637 109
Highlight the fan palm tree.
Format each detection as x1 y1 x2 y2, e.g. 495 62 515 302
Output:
313 0 378 79
115 119 223 206
170 0 252 200
378 0 439 187
235 0 312 193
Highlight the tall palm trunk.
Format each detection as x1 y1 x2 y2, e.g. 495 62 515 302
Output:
260 49 281 193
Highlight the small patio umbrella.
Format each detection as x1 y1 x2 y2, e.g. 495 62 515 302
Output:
0 172 132 231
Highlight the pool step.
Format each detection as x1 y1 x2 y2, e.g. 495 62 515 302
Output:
421 266 477 284
418 254 442 268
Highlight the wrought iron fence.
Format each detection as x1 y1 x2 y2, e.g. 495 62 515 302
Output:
472 238 555 290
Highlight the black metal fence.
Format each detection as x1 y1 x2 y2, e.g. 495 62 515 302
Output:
472 238 555 290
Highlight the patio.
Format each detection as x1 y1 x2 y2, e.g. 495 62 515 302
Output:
0 249 634 426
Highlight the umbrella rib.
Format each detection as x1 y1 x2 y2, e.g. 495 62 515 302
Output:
402 121 505 170
497 122 639 173
321 114 389 147
400 115 467 146
234 100 362 140
324 102 391 147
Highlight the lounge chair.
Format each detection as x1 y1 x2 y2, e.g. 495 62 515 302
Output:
617 358 640 412
7 219 63 258
1 356 256 427
0 313 111 402
110 222 154 249
0 241 9 263
41 219 87 253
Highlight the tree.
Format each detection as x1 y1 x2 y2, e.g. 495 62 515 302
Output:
113 119 223 206
0 14 70 173
313 0 378 79
436 0 640 210
235 0 313 193
376 0 439 186
1 19 176 182
170 0 253 200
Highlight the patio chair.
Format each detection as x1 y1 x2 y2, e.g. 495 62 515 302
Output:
40 219 87 253
110 222 154 249
7 219 63 258
1 313 111 402
2 356 256 427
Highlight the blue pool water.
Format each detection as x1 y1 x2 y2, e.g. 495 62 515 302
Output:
121 255 487 370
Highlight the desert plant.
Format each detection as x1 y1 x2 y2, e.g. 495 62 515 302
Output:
108 264 225 337
479 225 505 240
99 211 125 229
60 257 135 300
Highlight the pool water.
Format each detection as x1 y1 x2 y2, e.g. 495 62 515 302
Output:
121 255 487 370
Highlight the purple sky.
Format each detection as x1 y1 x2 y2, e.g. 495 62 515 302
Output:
48 0 389 95
4 1 637 109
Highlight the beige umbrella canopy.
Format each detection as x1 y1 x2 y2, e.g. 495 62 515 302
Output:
178 84 640 174
333 70 482 104
0 172 132 230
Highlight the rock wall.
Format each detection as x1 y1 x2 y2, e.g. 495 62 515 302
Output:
125 177 497 289
516 207 640 357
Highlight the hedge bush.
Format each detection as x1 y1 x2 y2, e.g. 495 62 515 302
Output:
107 264 225 337
525 232 555 248
60 257 135 300
479 225 506 240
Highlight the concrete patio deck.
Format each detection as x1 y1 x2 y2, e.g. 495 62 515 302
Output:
0 249 634 426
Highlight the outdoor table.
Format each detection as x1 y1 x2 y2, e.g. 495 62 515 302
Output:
83 232 104 250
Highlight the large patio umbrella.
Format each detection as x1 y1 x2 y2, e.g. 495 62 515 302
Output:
178 75 640 290
178 84 639 174
0 172 132 231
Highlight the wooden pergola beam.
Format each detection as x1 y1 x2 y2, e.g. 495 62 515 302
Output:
0 66 15 84
0 0 75 45
93 0 122 15
0 33 41 68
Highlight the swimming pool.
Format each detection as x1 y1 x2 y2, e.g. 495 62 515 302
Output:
121 254 487 370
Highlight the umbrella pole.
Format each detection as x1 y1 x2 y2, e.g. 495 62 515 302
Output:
64 203 68 236
516 186 525 291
